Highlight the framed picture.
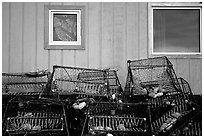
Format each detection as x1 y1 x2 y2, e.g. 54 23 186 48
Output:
44 5 85 50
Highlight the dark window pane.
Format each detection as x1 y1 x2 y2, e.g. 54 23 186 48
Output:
153 9 200 53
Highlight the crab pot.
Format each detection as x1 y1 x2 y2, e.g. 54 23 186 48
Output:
177 77 195 102
2 72 49 96
170 121 202 136
169 111 202 136
2 96 68 136
105 69 123 97
87 115 147 136
150 99 199 136
48 65 122 101
84 101 150 136
148 77 196 122
124 56 181 97
88 102 148 117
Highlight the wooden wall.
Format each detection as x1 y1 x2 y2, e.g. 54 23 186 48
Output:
2 2 202 95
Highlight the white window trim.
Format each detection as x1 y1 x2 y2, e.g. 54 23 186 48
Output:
49 10 82 46
148 2 202 58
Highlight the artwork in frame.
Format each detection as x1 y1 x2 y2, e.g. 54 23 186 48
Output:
44 5 85 50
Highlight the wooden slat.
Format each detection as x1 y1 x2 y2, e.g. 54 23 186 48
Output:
114 2 127 87
23 3 36 72
176 58 190 81
138 2 148 59
10 3 23 72
88 2 101 68
49 49 62 71
189 59 202 95
62 50 75 67
75 2 88 68
126 2 139 61
36 2 49 71
2 2 10 72
101 2 114 68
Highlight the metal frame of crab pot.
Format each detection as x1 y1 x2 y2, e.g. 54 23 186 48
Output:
124 56 181 102
43 65 123 135
2 95 69 136
84 101 150 136
150 99 200 136
123 56 201 135
2 71 49 96
169 110 202 136
2 71 51 134
148 77 197 122
148 83 200 136
44 65 122 101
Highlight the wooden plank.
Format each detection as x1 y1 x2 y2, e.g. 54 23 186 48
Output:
114 2 127 87
176 58 190 81
189 59 202 95
75 2 88 68
101 2 114 68
49 49 62 70
10 3 23 72
138 2 148 59
36 2 49 71
86 2 101 69
2 2 10 72
23 3 36 72
62 50 75 67
126 2 139 61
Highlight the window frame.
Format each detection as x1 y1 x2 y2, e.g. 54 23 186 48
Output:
44 5 85 50
148 2 202 58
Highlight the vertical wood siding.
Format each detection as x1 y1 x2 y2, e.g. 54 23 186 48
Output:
9 3 23 72
2 2 202 94
2 3 10 72
36 2 49 70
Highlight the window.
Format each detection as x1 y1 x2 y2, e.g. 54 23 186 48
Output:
148 3 202 56
44 5 85 50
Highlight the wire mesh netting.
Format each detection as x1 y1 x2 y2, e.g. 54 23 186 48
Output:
148 77 196 121
48 65 122 100
88 115 147 136
88 102 148 117
123 56 201 136
6 115 64 134
169 109 202 136
124 56 181 96
150 99 199 136
177 77 195 101
123 56 195 117
2 71 49 96
169 115 202 136
3 96 68 136
105 70 123 95
171 122 202 136
86 101 149 136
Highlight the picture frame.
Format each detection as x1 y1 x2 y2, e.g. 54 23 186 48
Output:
44 5 85 50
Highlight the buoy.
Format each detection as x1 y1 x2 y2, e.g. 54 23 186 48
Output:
107 133 114 136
